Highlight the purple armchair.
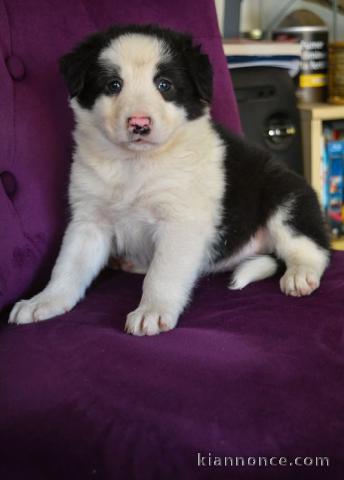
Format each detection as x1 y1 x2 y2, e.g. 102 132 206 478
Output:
0 1 343 479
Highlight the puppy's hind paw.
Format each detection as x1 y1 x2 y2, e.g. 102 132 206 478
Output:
280 266 320 297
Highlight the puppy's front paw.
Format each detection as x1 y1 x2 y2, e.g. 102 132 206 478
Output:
280 266 320 297
9 292 74 325
125 305 178 336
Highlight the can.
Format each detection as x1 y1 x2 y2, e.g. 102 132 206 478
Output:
273 26 328 103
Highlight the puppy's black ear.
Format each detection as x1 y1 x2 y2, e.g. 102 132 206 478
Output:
59 32 107 97
184 44 213 104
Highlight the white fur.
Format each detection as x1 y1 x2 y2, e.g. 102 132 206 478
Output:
227 204 328 294
229 255 278 290
9 34 329 333
210 227 273 273
267 204 329 296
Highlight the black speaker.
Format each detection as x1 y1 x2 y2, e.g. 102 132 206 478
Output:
230 67 303 175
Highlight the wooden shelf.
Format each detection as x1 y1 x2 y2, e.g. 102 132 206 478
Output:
298 103 344 198
299 103 344 121
298 103 344 251
332 237 344 250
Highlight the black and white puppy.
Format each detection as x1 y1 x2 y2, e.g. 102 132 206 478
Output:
9 25 330 335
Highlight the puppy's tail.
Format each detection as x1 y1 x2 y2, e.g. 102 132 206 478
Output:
229 255 279 290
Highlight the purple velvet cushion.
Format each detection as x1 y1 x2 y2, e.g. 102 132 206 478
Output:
0 0 240 311
1 252 343 479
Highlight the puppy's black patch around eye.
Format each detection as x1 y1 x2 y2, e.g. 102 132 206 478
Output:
183 44 213 105
156 54 212 120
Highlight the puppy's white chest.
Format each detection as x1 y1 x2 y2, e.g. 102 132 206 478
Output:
108 178 164 265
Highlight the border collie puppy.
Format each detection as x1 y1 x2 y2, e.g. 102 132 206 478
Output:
9 25 330 335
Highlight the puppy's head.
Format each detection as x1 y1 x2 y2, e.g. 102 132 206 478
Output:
59 25 212 152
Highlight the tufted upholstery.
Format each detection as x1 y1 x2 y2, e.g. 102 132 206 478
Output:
0 1 343 480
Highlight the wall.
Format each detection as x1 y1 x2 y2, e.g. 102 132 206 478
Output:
215 0 225 33
215 0 344 40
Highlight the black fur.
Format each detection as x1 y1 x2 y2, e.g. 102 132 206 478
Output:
59 24 212 119
212 123 329 261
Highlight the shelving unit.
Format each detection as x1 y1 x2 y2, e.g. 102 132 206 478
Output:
299 103 344 250
299 103 344 197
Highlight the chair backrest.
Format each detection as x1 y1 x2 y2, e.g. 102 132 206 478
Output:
0 0 241 312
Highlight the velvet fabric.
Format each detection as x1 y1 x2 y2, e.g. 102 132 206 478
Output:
1 254 344 479
0 1 343 479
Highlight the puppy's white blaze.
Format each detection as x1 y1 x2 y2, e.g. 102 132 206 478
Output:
100 34 170 71
229 255 278 290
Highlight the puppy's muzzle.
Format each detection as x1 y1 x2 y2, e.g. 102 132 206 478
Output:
128 116 151 136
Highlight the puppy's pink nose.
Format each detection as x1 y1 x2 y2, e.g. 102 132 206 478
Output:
128 116 151 128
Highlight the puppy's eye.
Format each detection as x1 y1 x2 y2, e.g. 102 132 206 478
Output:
107 79 122 95
156 78 172 93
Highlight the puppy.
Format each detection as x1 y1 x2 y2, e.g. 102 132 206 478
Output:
9 25 330 335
